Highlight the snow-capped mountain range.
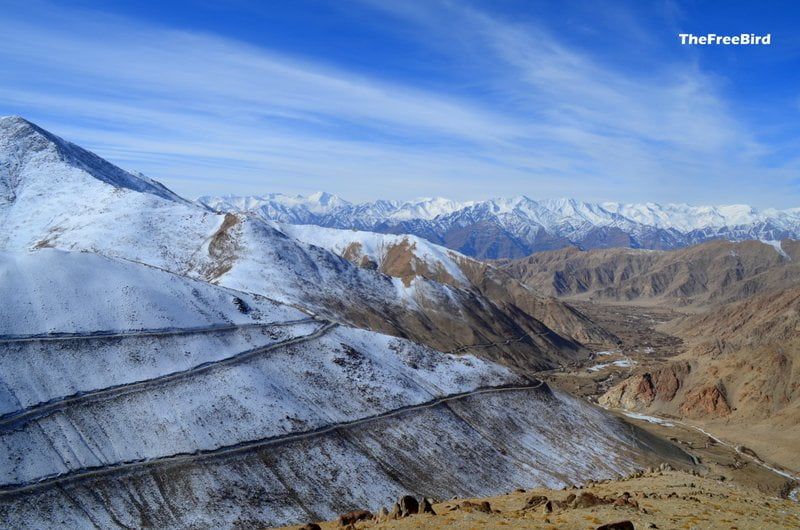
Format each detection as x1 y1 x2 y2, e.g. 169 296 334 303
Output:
199 193 800 259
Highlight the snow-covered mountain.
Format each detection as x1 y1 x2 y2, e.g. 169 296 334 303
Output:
200 193 800 259
0 116 589 371
0 116 696 527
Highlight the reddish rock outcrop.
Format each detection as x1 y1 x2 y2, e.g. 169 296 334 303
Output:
680 385 731 417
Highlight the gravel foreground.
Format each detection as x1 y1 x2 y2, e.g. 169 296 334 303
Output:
279 467 800 530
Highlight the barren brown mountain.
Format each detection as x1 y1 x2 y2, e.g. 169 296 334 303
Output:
600 285 800 471
290 228 619 354
494 237 799 477
498 239 800 307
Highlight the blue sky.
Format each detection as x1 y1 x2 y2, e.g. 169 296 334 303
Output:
1 0 799 207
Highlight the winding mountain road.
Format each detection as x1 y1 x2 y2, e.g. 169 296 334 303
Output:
0 380 545 497
615 409 800 485
0 320 337 430
0 317 319 343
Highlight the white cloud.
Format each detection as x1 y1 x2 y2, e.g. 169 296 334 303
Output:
0 0 795 207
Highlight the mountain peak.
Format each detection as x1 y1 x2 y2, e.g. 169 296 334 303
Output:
307 191 347 207
0 115 34 127
0 116 187 205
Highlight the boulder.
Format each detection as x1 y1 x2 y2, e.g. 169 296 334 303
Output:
573 492 607 508
461 500 492 513
418 497 436 515
374 507 388 522
398 495 419 517
544 499 570 512
596 521 635 530
336 509 372 527
525 495 548 509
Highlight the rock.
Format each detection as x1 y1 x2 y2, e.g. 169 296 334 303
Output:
525 495 548 509
418 497 436 515
545 499 571 512
737 446 761 460
596 522 634 530
461 500 492 513
388 503 401 520
564 493 576 504
298 524 321 530
337 509 372 527
613 494 637 508
679 385 731 417
398 495 419 517
659 462 673 472
574 492 607 508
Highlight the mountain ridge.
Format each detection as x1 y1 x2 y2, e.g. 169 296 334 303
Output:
498 239 800 307
199 192 800 259
0 116 188 206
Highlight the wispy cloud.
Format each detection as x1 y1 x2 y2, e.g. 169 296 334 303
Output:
0 0 795 206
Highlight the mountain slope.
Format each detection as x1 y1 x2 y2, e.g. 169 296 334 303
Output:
0 117 585 373
498 239 800 307
280 224 618 347
199 192 800 259
0 117 700 528
0 248 302 336
1 308 691 529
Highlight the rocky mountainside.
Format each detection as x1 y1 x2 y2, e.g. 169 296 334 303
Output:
0 117 694 528
199 193 800 259
280 224 618 347
599 286 800 472
498 239 800 307
0 116 591 373
490 233 800 477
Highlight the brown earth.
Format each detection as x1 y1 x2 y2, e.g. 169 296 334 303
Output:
193 212 241 281
497 239 800 307
278 468 800 530
333 235 619 351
